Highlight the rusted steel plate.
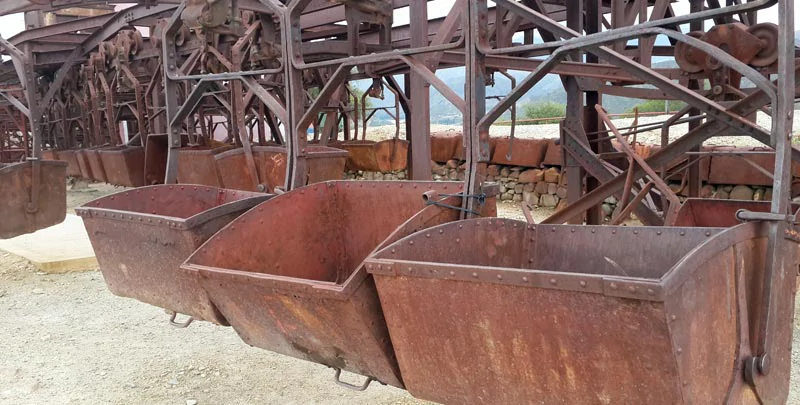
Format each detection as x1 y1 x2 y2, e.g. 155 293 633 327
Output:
305 145 348 183
337 140 379 171
75 149 94 180
373 139 408 172
0 160 67 239
76 185 272 324
258 148 288 192
669 199 800 227
184 181 497 388
364 218 787 404
339 139 408 172
661 222 796 404
98 146 146 187
214 146 279 191
611 142 711 181
176 145 233 187
490 137 547 167
542 138 562 166
58 149 82 178
85 148 107 183
1 149 26 163
707 147 774 186
144 134 169 186
215 146 348 192
430 131 462 163
41 150 58 161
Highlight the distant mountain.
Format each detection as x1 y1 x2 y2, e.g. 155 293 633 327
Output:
359 31 800 125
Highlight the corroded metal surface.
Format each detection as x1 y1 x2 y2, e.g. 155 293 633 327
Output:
183 181 497 388
366 219 797 404
215 146 347 192
85 148 107 183
75 149 94 180
1 0 796 402
58 149 82 178
176 146 233 187
339 139 408 172
98 146 146 187
76 185 272 324
490 137 548 167
669 198 800 227
0 160 67 239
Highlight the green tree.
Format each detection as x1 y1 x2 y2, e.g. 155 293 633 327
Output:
628 99 686 114
521 101 566 124
306 86 372 110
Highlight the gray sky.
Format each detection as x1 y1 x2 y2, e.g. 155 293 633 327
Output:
0 1 794 40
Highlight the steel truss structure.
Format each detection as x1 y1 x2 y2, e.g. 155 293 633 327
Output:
0 0 798 402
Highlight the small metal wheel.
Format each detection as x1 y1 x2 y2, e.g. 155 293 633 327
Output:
748 23 779 67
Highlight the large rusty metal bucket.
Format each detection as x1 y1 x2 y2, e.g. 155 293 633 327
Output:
182 181 496 388
339 139 408 172
0 160 67 239
176 145 233 187
365 218 797 404
305 145 348 183
215 145 348 192
85 148 107 183
58 149 82 178
75 149 94 180
98 146 146 187
41 150 58 161
1 149 26 163
214 146 282 191
76 185 272 325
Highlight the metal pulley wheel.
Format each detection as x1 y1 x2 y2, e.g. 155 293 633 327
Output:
748 23 779 67
674 31 706 73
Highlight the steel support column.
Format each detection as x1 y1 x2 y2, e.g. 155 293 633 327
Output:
464 0 488 216
407 0 432 180
563 0 584 224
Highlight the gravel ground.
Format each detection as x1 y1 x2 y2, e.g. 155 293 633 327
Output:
0 187 799 404
363 110 800 148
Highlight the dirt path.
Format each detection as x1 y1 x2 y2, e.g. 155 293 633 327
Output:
1 190 799 404
0 257 426 405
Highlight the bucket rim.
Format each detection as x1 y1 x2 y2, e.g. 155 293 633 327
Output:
75 184 272 228
0 159 67 175
181 181 475 299
365 218 756 302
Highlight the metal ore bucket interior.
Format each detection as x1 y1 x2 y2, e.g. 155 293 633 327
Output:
669 198 800 227
0 160 67 239
182 181 496 388
76 185 272 325
58 149 82 178
365 218 797 404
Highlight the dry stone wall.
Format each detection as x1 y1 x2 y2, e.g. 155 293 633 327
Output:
344 159 783 221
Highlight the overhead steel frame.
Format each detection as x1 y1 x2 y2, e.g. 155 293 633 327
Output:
0 1 794 206
0 0 796 400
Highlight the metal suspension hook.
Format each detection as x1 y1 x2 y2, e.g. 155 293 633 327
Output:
332 368 377 391
167 311 195 328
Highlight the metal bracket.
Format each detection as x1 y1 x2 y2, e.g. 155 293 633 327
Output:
332 368 377 391
167 311 194 328
25 158 40 214
735 210 793 223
